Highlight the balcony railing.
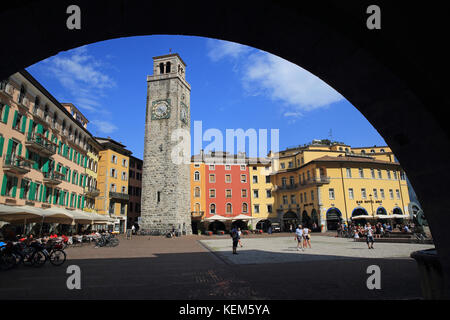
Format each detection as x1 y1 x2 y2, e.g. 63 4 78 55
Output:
109 191 129 201
84 186 100 197
43 170 64 185
25 132 56 156
191 211 205 218
274 176 331 192
3 155 32 174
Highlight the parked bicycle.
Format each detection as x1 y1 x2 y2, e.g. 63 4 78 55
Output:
95 233 119 247
30 240 67 267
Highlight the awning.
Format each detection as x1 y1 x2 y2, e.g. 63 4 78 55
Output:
351 215 376 220
375 214 391 219
392 214 411 219
0 204 43 222
28 207 74 224
204 215 231 221
231 214 253 221
70 209 96 224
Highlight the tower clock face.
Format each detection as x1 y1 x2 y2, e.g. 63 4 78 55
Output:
151 100 171 119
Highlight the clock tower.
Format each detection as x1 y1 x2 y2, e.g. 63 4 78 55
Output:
140 53 192 235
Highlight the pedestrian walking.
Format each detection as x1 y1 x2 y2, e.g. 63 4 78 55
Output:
295 225 304 251
230 226 240 254
289 224 293 233
365 222 375 249
303 226 312 248
238 228 243 247
268 225 272 235
131 224 136 235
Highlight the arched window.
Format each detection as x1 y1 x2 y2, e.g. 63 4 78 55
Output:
44 105 49 121
33 96 40 114
281 177 287 186
226 203 232 214
361 150 366 154
53 112 58 128
159 62 164 74
166 61 171 73
289 176 295 185
194 187 200 197
242 203 248 213
68 126 72 139
370 149 375 153
380 149 385 153
195 203 200 212
19 85 26 104
210 204 216 214
194 171 200 181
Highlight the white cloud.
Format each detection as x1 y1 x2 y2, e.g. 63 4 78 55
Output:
206 39 251 62
242 53 343 112
207 39 343 116
90 120 118 134
42 46 116 114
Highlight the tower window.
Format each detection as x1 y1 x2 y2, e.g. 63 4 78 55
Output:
159 63 164 74
157 191 161 203
166 61 171 73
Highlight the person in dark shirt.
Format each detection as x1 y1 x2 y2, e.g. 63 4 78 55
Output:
230 227 240 254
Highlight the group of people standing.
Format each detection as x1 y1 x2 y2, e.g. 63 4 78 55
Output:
294 225 312 251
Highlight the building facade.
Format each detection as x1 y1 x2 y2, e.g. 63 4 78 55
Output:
127 155 143 226
270 140 411 231
0 71 104 234
95 137 131 233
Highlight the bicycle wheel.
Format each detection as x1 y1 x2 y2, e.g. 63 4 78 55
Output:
49 249 66 266
31 251 46 267
0 253 16 270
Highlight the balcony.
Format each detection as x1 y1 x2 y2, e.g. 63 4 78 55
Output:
25 132 56 156
3 155 32 174
273 176 330 192
191 211 205 218
43 170 64 185
84 186 100 197
109 191 129 202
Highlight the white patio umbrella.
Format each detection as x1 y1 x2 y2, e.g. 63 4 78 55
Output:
375 214 391 219
26 207 75 224
0 204 43 223
231 214 253 221
392 214 411 219
204 214 231 221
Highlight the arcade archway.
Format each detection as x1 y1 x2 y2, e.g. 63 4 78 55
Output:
283 211 299 231
326 208 342 231
2 1 450 296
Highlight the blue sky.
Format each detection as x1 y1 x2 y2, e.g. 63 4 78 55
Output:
26 35 387 159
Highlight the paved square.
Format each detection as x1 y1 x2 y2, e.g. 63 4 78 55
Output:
200 235 434 264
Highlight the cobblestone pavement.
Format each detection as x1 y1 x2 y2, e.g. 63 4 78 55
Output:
200 235 434 264
0 234 430 300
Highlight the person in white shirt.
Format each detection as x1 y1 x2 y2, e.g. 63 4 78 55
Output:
364 223 375 249
295 225 304 251
303 227 312 248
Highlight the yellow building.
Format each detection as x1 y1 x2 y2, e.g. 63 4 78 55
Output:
82 136 102 213
248 159 275 230
95 137 131 233
190 156 205 234
270 140 411 232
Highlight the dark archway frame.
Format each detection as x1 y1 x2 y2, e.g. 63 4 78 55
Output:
1 0 450 296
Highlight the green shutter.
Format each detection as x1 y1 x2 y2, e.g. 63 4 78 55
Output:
81 196 85 209
0 136 4 157
70 193 73 207
27 119 34 136
11 177 18 198
39 185 43 202
1 175 7 196
17 143 22 157
42 158 49 172
19 179 25 199
2 104 10 123
47 188 52 203
42 186 47 202
6 139 13 157
12 110 18 128
53 189 57 204
20 116 27 133
69 148 73 160
28 182 35 200
37 124 43 134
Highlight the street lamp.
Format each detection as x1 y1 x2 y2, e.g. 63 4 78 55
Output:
369 194 374 217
